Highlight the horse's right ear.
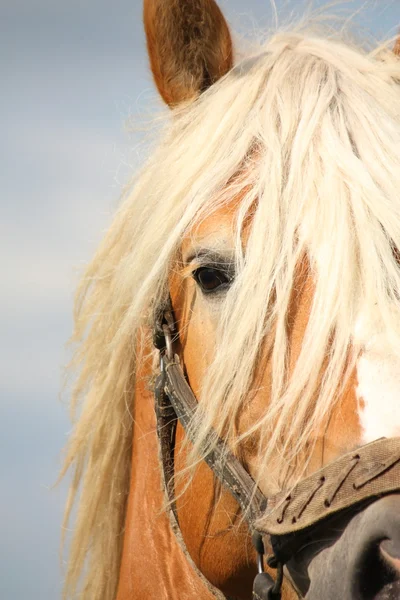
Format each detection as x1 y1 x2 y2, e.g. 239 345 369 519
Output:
143 0 233 107
395 34 400 56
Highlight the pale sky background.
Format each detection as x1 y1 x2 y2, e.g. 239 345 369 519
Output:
2 1 400 599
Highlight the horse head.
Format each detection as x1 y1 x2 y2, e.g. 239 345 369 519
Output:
62 2 400 599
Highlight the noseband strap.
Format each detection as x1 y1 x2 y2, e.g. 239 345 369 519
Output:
153 312 400 599
256 437 400 536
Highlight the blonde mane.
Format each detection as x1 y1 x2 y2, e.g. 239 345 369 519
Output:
61 26 400 600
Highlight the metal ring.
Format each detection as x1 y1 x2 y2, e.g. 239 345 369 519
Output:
257 553 264 574
162 323 173 360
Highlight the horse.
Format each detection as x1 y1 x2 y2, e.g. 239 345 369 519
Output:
61 2 400 599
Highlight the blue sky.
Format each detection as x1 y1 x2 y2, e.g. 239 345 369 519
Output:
2 1 399 598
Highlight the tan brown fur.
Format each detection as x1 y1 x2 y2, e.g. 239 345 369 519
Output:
143 0 233 105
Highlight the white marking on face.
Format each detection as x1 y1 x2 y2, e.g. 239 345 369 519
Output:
356 336 400 443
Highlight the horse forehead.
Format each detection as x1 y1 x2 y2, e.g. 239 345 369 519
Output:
182 191 255 255
182 204 237 254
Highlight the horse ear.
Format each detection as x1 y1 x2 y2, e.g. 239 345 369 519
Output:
143 0 233 107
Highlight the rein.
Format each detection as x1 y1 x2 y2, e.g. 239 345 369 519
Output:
153 310 400 599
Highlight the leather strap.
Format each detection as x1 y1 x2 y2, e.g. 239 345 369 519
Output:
255 436 400 537
155 353 267 523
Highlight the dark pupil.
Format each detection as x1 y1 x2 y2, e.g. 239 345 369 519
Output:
196 267 229 292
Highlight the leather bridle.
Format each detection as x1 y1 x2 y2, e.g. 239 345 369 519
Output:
153 307 400 599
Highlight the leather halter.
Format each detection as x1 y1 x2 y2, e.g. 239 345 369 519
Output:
153 309 400 599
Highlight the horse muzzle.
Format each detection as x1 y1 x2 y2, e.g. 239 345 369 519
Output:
285 494 400 600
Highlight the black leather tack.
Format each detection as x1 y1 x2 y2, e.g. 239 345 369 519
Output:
266 554 278 569
252 531 265 555
153 328 166 351
252 573 281 600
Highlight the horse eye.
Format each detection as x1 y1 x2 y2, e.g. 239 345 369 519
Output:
192 267 231 294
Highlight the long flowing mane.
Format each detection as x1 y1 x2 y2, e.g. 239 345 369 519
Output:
61 24 400 600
